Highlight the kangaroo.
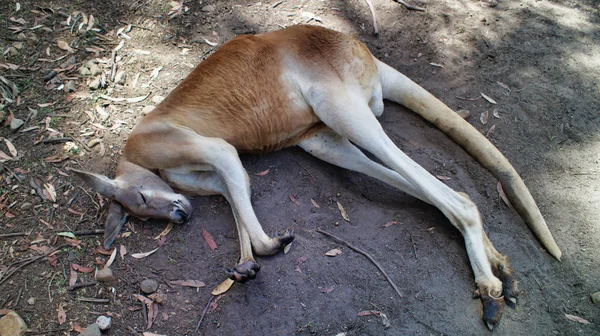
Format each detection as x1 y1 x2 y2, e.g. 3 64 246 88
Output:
71 25 561 329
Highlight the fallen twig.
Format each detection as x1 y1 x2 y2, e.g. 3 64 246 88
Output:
67 281 98 291
194 295 215 333
316 228 403 298
78 297 110 304
0 232 29 238
410 233 418 259
393 0 425 11
0 244 68 286
42 137 73 144
364 0 379 35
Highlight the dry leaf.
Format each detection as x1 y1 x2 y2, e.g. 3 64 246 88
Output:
357 310 381 317
383 221 398 228
254 169 270 176
43 183 57 202
57 304 66 325
0 151 12 162
325 248 342 257
481 92 497 104
319 286 334 293
63 237 81 247
212 278 234 295
295 256 308 272
72 263 94 273
486 124 497 137
497 181 512 209
56 40 74 53
131 247 159 259
105 247 117 268
310 199 320 208
201 228 217 252
480 111 489 125
2 138 17 157
119 244 127 259
289 195 300 207
69 265 78 286
170 280 206 288
154 222 173 240
492 109 501 118
436 175 452 181
337 202 350 222
133 294 155 329
96 247 113 255
496 81 511 92
283 241 292 254
564 313 590 325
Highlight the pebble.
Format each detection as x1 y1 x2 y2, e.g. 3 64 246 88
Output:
591 291 600 304
64 80 76 93
96 316 112 331
89 63 102 76
201 5 215 12
140 279 159 294
79 323 102 336
115 71 127 85
95 267 117 283
27 297 35 305
20 202 32 210
456 109 470 119
79 66 91 76
88 77 102 90
152 95 165 104
0 310 28 336
10 118 24 131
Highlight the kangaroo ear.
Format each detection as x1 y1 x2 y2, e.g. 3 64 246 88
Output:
68 168 118 199
103 201 128 249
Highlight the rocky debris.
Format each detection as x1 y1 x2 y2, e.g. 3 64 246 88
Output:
149 292 167 304
96 316 112 331
95 267 117 283
10 118 24 131
140 279 159 294
64 80 76 93
79 323 101 336
26 297 35 305
0 310 28 336
79 66 91 76
114 71 127 85
591 292 600 304
201 5 215 12
456 109 470 119
89 63 102 76
88 77 103 90
152 95 165 104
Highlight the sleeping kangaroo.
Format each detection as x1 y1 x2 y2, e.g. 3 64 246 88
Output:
71 25 561 329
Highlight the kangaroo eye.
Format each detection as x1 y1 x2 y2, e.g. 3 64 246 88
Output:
139 192 147 205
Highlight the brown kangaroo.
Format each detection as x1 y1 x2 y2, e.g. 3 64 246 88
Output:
71 25 561 329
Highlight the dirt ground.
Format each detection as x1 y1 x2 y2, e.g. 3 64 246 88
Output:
0 0 599 335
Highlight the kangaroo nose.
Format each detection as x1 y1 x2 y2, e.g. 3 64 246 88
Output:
173 209 188 223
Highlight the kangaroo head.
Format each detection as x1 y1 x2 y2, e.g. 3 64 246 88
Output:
69 162 192 249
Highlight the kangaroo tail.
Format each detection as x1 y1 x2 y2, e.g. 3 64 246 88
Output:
376 59 561 260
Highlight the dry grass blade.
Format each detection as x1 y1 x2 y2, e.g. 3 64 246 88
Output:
337 202 350 222
131 247 159 259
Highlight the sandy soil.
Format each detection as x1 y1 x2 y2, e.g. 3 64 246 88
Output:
0 0 599 335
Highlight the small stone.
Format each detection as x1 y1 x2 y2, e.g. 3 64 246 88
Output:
148 292 167 304
27 35 39 47
79 323 102 336
95 267 117 283
20 202 32 210
0 310 28 336
152 95 165 104
64 80 76 93
10 118 24 131
591 292 600 304
26 297 36 305
96 316 112 331
141 106 155 115
89 63 102 76
61 56 77 68
201 5 215 12
88 77 102 90
140 279 159 294
115 71 127 85
79 66 91 76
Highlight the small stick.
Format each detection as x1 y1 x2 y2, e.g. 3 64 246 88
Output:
0 232 28 238
14 286 24 306
67 281 98 291
78 297 110 304
393 0 425 11
127 326 142 335
110 49 118 82
194 295 215 333
42 137 73 144
48 272 57 302
71 229 105 236
364 0 379 35
410 233 418 259
316 228 403 298
0 244 68 286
